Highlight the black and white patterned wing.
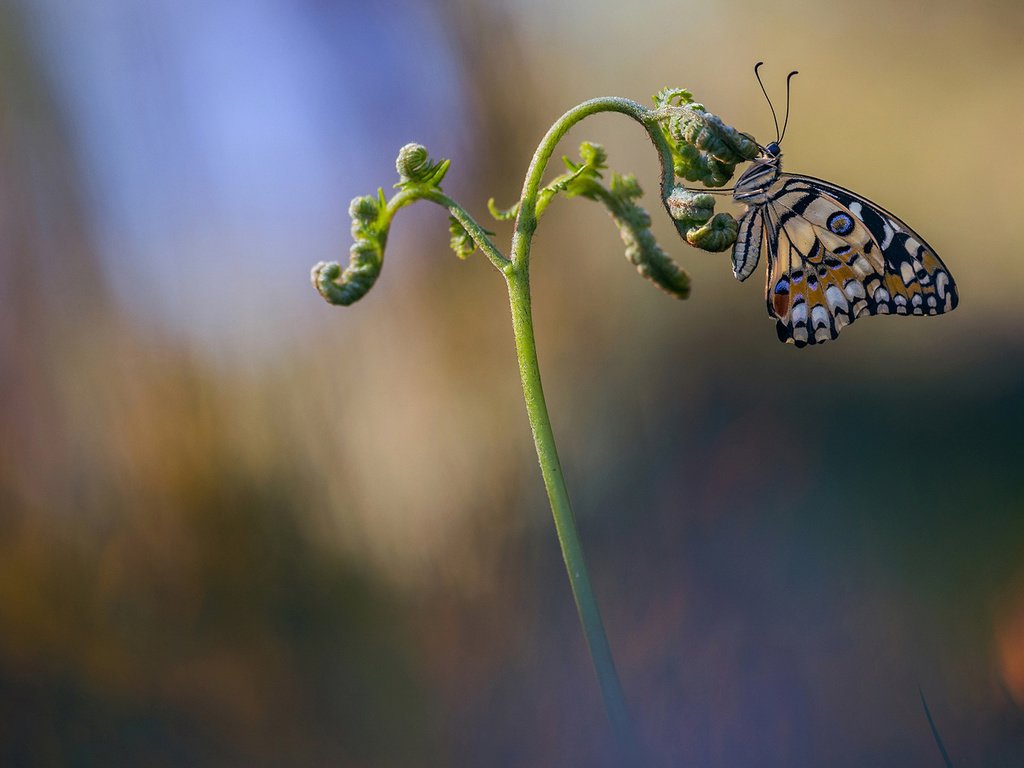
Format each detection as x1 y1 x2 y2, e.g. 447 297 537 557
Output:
757 174 958 347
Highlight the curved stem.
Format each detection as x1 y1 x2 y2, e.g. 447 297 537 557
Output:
418 189 510 272
506 268 637 753
512 97 675 270
504 97 673 758
387 187 510 271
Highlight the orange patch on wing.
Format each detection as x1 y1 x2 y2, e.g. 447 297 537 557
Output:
885 273 910 302
772 290 791 317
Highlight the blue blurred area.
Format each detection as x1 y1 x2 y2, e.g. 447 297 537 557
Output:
20 0 467 349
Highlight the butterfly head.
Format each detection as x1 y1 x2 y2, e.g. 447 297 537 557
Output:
764 141 782 158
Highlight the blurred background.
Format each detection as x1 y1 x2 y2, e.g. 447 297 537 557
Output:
2 0 1022 765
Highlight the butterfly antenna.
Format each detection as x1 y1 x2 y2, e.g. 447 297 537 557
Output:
754 61 781 143
779 69 799 144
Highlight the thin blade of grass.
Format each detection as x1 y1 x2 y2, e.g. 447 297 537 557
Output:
919 687 955 768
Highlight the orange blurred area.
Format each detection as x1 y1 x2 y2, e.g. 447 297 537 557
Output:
997 587 1024 705
2 0 1023 765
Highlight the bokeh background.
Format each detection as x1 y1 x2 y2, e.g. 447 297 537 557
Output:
2 0 1023 765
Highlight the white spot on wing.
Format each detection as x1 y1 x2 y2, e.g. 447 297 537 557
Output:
881 224 894 249
826 285 849 312
900 261 915 285
844 280 866 300
811 304 830 329
849 202 864 220
852 257 873 277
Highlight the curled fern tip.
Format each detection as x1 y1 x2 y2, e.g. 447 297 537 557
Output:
396 143 450 188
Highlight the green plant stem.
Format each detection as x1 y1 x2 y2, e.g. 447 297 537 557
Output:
396 188 510 271
502 97 673 756
505 268 637 753
512 97 675 269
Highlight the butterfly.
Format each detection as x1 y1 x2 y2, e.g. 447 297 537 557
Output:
730 66 958 347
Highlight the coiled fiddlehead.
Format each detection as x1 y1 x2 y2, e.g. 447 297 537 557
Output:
649 87 759 252
395 142 450 188
529 142 691 298
312 143 506 305
665 187 739 253
311 190 389 306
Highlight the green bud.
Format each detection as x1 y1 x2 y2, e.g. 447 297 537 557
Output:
653 87 695 108
577 141 607 169
449 216 475 260
608 173 642 200
350 238 378 258
665 187 714 227
310 260 341 291
395 143 450 188
348 194 379 224
396 143 428 178
651 92 759 194
310 236 385 306
685 212 739 252
670 109 758 166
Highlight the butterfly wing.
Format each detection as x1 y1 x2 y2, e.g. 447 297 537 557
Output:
758 174 958 347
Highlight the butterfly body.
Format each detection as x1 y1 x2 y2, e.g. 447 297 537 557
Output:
731 142 958 347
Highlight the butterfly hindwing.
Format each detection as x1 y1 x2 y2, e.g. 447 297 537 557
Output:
756 173 958 347
732 208 764 281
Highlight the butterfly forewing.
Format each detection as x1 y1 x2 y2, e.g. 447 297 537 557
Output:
734 167 958 347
